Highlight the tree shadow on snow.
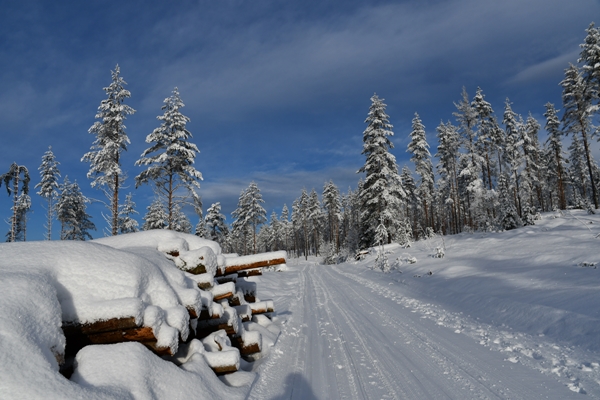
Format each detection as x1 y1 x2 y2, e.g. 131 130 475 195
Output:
270 373 318 400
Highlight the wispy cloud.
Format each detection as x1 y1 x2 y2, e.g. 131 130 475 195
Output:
507 51 580 85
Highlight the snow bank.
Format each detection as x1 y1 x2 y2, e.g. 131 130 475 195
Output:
71 342 246 400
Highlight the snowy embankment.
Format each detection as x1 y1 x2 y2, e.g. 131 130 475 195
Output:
0 231 255 400
357 209 600 395
248 210 600 398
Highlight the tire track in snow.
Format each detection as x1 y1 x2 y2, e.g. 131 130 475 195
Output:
316 266 497 399
307 265 372 399
333 266 596 397
323 267 506 398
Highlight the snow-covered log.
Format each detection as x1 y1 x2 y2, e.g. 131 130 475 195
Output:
230 330 261 356
217 251 287 276
249 300 274 315
237 269 262 278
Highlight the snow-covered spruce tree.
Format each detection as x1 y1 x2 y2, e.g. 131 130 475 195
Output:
172 204 192 233
435 121 461 234
7 193 31 242
407 113 435 230
322 180 341 253
192 192 206 238
454 88 484 229
561 64 598 209
497 173 521 230
143 199 167 230
280 204 291 253
291 190 310 259
35 146 61 240
374 218 390 272
567 132 591 207
307 189 322 256
1 163 31 242
471 87 499 191
400 166 418 238
521 114 544 210
267 211 279 251
544 103 567 210
135 87 202 230
358 94 405 248
56 178 96 240
82 65 135 236
231 182 267 255
502 99 524 217
205 202 228 244
118 192 139 234
578 23 600 119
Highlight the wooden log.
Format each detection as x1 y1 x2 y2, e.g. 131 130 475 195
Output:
213 291 234 302
244 293 256 303
249 300 274 315
237 269 262 278
229 335 261 356
211 281 236 301
228 292 243 307
211 364 239 375
196 322 236 338
62 317 138 336
198 309 222 320
84 326 156 344
216 251 287 276
215 274 237 284
187 307 198 319
64 325 174 357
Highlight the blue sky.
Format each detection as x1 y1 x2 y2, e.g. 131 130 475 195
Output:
0 0 598 240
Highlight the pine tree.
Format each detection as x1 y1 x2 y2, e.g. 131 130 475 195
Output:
407 113 435 229
136 87 203 229
1 163 31 242
56 178 96 240
82 65 135 236
143 199 167 230
205 202 228 244
561 64 598 209
118 193 139 234
358 94 404 248
35 146 61 240
544 103 567 210
232 182 267 254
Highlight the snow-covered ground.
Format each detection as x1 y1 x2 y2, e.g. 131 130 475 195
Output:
250 210 600 399
1 210 599 399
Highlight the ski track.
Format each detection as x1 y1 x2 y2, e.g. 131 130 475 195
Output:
249 261 591 399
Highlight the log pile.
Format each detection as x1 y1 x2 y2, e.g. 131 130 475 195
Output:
60 248 286 378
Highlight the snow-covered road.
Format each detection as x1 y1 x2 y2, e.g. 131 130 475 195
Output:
249 261 580 399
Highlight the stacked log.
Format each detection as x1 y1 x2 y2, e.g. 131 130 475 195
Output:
61 249 286 377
